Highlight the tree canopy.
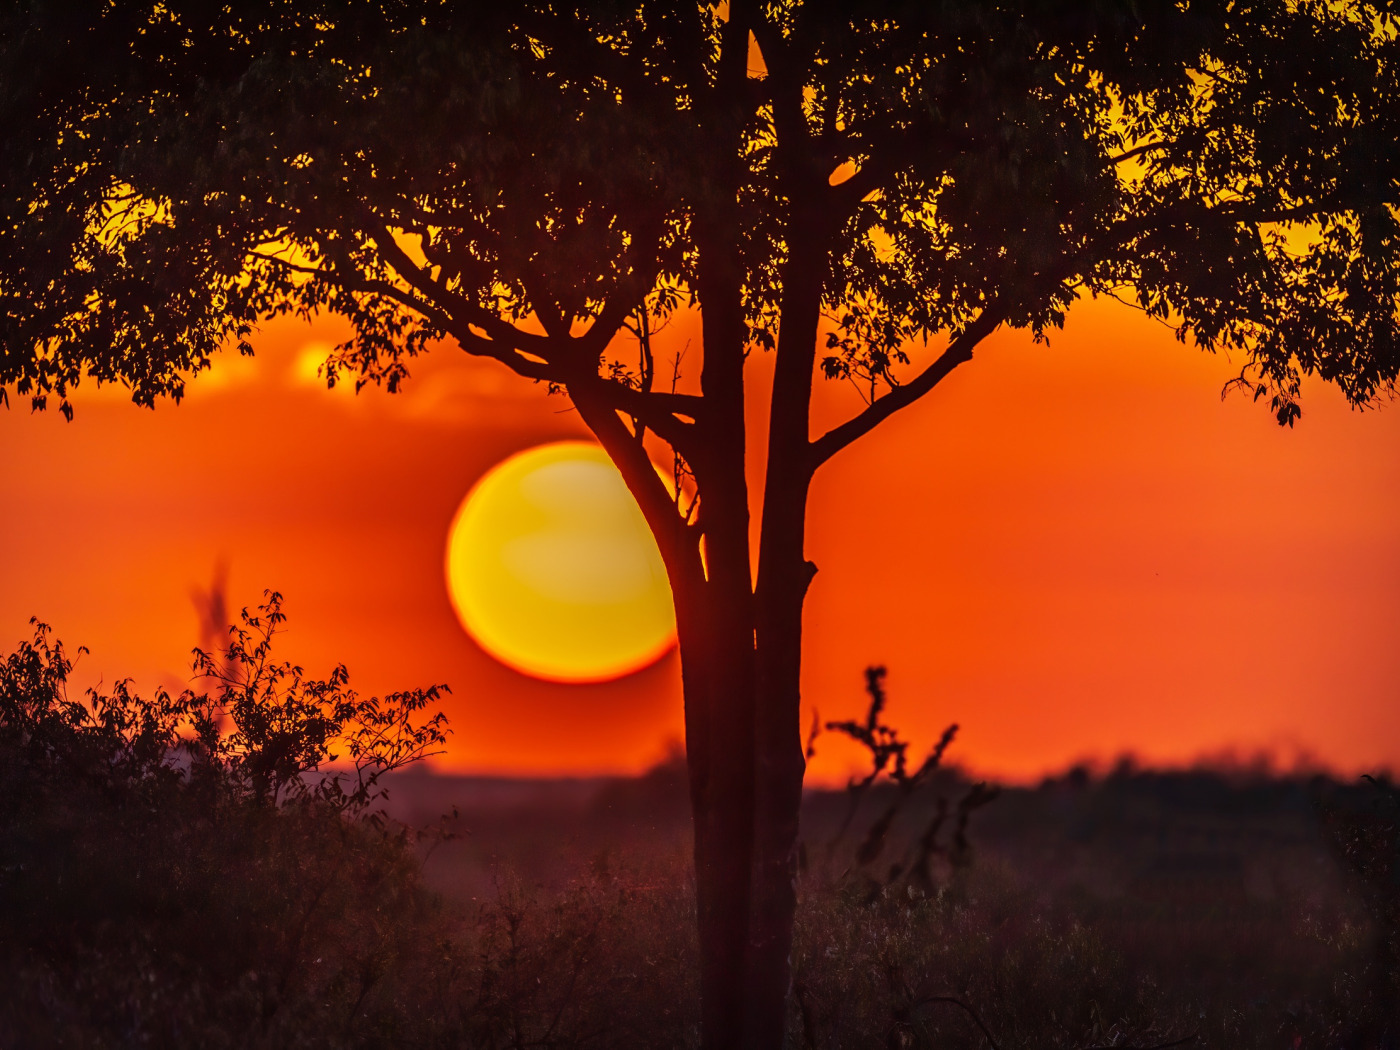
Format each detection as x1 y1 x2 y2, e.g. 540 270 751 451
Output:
4 0 1397 430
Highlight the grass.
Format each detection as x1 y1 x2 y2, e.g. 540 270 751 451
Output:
0 612 1394 1048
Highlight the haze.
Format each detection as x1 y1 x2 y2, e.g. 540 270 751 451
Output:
2 296 1396 783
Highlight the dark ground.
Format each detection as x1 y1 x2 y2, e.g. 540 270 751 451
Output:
4 741 1396 1047
6 620 1393 1046
376 760 1397 1049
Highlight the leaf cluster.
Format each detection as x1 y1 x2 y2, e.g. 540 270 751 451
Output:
186 591 451 813
0 590 450 817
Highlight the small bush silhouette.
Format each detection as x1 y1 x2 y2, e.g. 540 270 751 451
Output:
0 594 452 1048
0 591 449 814
185 591 451 813
808 666 999 893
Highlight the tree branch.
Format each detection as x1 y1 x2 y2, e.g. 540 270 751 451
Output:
829 119 967 214
521 267 572 340
590 378 703 457
1216 190 1400 224
359 217 563 360
248 242 570 385
808 304 1007 469
1110 139 1172 165
568 378 703 593
247 247 457 341
350 212 709 449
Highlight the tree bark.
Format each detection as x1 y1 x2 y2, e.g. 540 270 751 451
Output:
675 570 808 1050
744 605 808 1050
676 585 756 1049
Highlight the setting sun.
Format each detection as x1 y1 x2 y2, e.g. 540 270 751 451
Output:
444 441 676 683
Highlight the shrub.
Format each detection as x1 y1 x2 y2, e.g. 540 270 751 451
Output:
1316 774 1400 1043
0 595 452 1048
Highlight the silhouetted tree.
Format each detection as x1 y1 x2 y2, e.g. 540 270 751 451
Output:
3 3 1397 1046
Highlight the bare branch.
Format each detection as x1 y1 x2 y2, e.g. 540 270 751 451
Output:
1110 139 1172 164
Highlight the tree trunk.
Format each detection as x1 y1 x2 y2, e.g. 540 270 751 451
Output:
744 621 807 1050
676 574 808 1050
675 578 754 1048
744 521 812 1048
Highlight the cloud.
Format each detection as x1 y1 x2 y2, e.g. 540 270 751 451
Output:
282 340 557 426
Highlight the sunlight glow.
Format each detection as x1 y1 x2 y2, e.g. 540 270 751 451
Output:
444 441 676 683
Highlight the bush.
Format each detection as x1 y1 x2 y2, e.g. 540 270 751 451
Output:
0 595 453 1048
1316 774 1400 1044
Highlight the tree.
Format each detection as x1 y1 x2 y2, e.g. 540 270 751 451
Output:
3 2 1398 1045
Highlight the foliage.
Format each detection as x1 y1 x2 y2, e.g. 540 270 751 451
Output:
3 1 1397 432
0 607 1386 1050
0 791 442 1049
1315 774 1400 1039
5 5 1398 1044
0 622 188 799
0 591 449 815
186 591 451 812
786 856 1370 1050
0 596 455 1047
447 867 700 1048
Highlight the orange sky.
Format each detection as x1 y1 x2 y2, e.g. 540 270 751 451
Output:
2 297 1397 783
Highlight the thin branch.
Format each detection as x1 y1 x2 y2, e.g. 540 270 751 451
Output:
631 307 655 448
914 995 1001 1050
1217 192 1399 224
1079 1032 1199 1050
1110 139 1172 164
808 304 1007 469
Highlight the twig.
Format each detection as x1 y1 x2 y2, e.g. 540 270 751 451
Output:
915 995 1001 1050
1078 1032 1199 1050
